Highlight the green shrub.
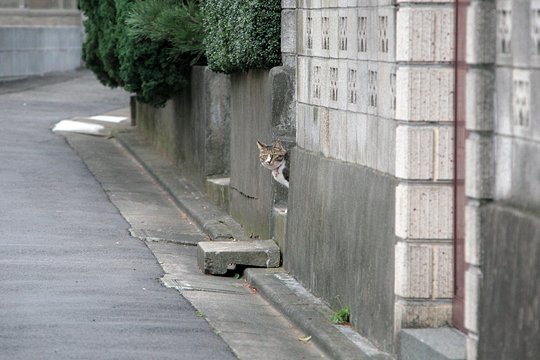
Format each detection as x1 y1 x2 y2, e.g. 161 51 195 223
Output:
79 0 122 87
127 0 206 65
203 0 281 73
80 0 204 107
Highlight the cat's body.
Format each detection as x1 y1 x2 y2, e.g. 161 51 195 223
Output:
257 140 289 188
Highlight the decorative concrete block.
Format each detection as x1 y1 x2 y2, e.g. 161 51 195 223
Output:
512 69 531 139
327 59 341 109
378 6 396 63
395 183 454 240
464 266 481 333
435 125 454 181
377 117 396 175
282 9 296 55
337 8 356 59
466 1 497 65
346 60 359 112
367 62 379 115
396 6 454 63
311 58 327 107
377 62 397 120
395 242 432 298
465 134 493 199
395 125 434 180
466 68 495 131
357 7 370 61
495 0 513 66
395 299 452 328
396 66 454 122
432 244 453 299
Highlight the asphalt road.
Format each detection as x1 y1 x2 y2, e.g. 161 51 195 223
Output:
0 71 236 360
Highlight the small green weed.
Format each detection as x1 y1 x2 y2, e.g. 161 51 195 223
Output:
330 306 350 325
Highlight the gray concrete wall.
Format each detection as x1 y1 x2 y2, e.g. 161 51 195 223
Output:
0 9 82 79
228 67 295 240
464 1 540 359
285 147 397 354
136 66 231 190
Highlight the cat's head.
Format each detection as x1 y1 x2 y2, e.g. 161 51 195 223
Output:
257 140 287 170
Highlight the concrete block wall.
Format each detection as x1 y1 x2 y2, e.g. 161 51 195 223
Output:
394 0 455 331
464 1 540 359
0 7 82 79
288 0 456 355
135 67 232 190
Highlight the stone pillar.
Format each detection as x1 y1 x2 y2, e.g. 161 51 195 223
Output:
393 0 456 331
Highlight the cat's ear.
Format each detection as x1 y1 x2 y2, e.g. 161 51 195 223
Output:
272 139 283 149
256 140 266 150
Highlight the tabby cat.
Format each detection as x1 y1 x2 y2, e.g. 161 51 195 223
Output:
256 140 289 188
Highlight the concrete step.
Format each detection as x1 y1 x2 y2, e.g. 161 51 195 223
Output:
399 328 466 360
197 240 280 275
206 177 230 212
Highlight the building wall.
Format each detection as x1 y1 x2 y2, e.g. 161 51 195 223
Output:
0 3 81 79
287 0 455 355
464 1 540 359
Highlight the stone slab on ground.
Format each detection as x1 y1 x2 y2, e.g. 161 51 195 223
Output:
197 240 281 275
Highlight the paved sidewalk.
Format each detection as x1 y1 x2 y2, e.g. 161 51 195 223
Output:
0 72 236 360
61 124 326 360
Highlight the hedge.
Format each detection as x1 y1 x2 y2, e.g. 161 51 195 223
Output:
203 0 281 74
79 0 204 107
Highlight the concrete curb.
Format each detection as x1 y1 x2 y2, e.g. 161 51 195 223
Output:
114 127 392 360
245 268 393 360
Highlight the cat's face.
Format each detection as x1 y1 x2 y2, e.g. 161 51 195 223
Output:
257 140 287 170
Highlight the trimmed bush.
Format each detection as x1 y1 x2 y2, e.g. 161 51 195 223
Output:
204 0 281 74
80 0 204 107
117 0 193 107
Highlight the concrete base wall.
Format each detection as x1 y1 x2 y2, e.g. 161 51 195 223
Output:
477 204 540 360
136 66 231 190
0 10 82 79
285 147 397 354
